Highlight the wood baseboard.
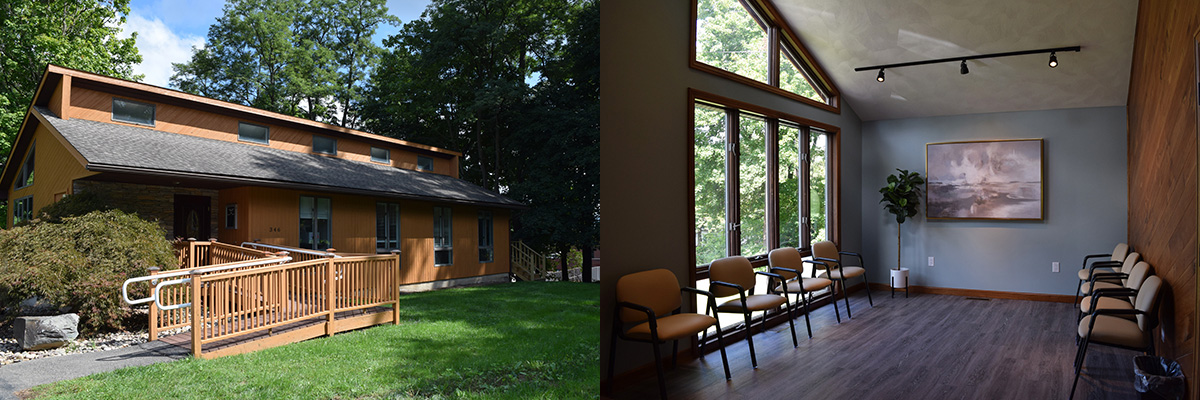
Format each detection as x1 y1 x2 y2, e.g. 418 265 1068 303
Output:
867 283 1075 303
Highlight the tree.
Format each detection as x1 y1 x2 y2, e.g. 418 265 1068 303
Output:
879 169 925 270
170 0 395 128
0 0 142 228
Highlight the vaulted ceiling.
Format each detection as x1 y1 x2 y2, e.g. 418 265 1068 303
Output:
774 0 1138 121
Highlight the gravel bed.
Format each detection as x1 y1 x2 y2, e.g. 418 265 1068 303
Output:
0 327 189 366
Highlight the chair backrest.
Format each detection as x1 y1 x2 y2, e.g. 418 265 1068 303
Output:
811 241 839 270
615 269 681 323
1111 243 1130 262
709 256 756 298
1124 261 1153 304
1134 275 1163 332
1120 252 1141 275
768 247 803 280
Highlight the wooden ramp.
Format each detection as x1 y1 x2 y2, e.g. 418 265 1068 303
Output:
159 307 393 359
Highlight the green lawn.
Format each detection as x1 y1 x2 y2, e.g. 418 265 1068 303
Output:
33 281 599 399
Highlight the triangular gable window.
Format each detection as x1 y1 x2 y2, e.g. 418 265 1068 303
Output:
693 0 837 111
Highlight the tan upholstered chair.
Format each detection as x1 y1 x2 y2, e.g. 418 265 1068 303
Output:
811 241 873 318
1073 243 1130 305
1071 275 1163 399
1078 261 1152 321
768 247 838 336
1077 252 1140 304
706 255 797 369
608 269 730 400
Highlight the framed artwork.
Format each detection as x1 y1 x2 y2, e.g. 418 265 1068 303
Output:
925 139 1043 220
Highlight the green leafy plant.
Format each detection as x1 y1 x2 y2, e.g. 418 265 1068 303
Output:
879 169 925 270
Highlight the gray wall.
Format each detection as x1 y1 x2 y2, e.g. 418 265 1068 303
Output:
600 0 863 377
860 107 1127 295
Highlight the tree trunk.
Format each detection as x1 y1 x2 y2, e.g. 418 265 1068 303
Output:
896 222 902 270
560 247 570 282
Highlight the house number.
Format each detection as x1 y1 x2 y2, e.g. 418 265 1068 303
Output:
268 227 281 232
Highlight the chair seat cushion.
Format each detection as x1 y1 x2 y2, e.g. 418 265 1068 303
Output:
819 267 865 280
716 294 787 313
775 278 832 294
1077 267 1117 281
1080 296 1135 320
626 313 716 341
1079 314 1147 349
1079 281 1121 295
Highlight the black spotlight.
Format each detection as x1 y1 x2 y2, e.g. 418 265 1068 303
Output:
876 69 885 82
960 60 969 75
1049 52 1058 68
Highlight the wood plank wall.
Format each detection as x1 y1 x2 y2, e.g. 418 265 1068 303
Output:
1127 0 1199 394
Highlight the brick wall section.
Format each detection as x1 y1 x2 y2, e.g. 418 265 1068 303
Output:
73 181 220 239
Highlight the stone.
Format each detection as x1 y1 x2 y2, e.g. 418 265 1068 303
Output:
14 314 80 351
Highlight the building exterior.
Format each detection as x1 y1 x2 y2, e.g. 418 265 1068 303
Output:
0 65 521 287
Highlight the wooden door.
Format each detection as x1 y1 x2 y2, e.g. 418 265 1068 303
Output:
174 194 211 240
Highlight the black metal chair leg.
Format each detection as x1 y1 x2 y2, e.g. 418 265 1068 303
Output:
671 339 679 369
743 310 758 369
713 317 731 380
699 303 712 354
783 299 798 347
651 340 667 400
839 277 852 319
801 292 813 338
863 275 874 306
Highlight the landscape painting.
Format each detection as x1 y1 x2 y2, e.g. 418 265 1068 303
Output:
926 139 1043 220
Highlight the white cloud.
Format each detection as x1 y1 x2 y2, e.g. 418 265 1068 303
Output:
119 12 206 88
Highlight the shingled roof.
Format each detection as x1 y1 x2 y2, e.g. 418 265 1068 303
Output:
34 107 522 208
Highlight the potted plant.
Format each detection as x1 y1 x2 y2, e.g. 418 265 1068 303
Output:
879 168 925 292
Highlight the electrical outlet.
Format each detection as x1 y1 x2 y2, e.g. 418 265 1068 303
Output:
928 256 934 267
1052 262 1060 273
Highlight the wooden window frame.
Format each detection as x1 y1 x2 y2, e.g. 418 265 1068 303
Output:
237 122 270 145
111 97 156 126
376 202 401 253
688 88 841 278
690 0 841 114
433 206 453 266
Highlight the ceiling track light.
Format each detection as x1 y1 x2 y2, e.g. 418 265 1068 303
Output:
856 45 1080 82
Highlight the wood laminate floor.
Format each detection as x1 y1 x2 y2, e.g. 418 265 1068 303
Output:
609 291 1141 399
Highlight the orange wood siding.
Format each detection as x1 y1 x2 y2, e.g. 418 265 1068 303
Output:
68 87 455 175
217 187 253 244
6 123 96 226
48 75 69 120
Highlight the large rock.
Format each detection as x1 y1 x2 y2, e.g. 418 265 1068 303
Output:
14 314 79 351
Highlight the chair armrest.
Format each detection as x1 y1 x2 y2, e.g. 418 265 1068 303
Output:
1091 287 1137 298
770 266 800 277
1081 253 1112 268
682 286 721 317
1089 271 1128 283
812 256 840 266
1086 260 1121 270
710 280 749 310
615 301 657 325
1092 308 1145 317
839 251 865 268
756 271 785 294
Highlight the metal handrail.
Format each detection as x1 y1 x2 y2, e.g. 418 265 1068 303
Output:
122 256 292 305
154 277 193 310
241 242 340 258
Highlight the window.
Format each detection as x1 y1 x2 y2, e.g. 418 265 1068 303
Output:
300 196 332 250
376 202 401 252
417 156 434 171
371 147 390 164
313 135 337 155
225 204 238 229
478 211 494 263
692 93 836 266
238 122 270 144
112 98 155 126
692 0 836 109
434 206 453 265
13 196 32 224
14 142 34 190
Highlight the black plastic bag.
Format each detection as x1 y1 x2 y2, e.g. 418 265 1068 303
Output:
1133 355 1185 400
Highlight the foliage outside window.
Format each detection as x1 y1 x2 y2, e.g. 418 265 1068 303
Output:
693 101 833 266
13 196 32 224
376 202 400 252
14 142 34 190
111 98 155 126
371 147 390 163
417 156 434 171
313 135 337 155
693 0 831 106
434 206 453 266
478 210 494 263
238 122 270 144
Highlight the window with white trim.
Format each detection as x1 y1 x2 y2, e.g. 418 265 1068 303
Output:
238 122 270 144
371 147 390 164
112 98 155 126
13 196 33 224
313 135 337 155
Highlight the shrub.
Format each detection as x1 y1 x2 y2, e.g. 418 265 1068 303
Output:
0 210 175 334
33 190 116 223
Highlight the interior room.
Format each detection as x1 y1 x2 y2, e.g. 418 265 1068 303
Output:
600 0 1196 398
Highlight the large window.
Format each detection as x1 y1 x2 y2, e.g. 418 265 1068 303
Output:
112 98 155 126
300 196 332 250
371 147 390 164
692 93 836 267
478 211 494 263
14 142 34 190
238 122 270 144
692 0 837 110
13 196 32 224
376 202 401 252
313 135 337 155
434 206 453 266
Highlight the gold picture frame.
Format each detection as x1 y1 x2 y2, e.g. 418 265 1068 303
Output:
925 138 1044 220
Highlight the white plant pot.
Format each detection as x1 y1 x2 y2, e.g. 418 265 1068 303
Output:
890 268 910 288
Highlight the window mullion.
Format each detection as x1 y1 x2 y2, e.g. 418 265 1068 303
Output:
725 108 740 257
800 126 812 248
768 26 780 87
765 119 779 251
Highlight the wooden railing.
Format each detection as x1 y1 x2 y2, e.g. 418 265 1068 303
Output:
174 239 278 269
179 254 399 359
149 256 290 340
240 242 340 263
511 241 552 281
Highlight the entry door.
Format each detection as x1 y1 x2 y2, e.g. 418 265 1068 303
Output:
174 194 211 240
299 196 332 250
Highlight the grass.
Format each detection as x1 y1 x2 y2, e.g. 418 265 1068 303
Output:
31 281 599 399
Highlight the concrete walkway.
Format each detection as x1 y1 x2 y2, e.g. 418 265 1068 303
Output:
0 340 188 400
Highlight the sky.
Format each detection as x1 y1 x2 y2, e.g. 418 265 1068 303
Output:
119 0 433 87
